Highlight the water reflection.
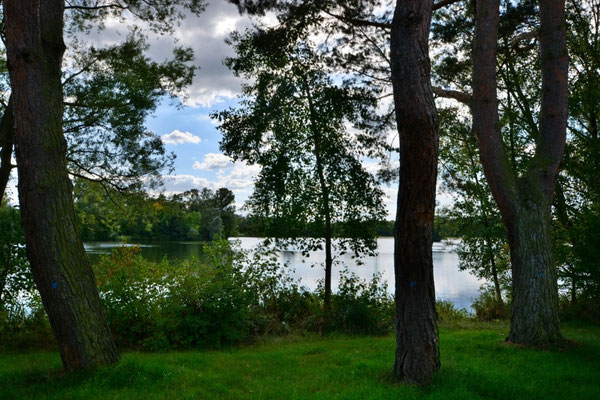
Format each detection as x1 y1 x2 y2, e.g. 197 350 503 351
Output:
237 237 483 311
85 241 206 262
84 237 484 311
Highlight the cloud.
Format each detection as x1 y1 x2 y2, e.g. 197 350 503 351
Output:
73 1 254 108
161 174 215 191
192 153 233 171
159 161 259 211
161 130 201 145
217 163 260 190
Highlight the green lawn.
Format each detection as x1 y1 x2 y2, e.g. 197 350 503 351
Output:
1 323 598 400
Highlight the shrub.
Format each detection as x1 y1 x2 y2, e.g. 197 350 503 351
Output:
92 240 401 350
436 300 470 322
94 239 320 350
471 287 509 321
560 295 600 324
326 270 394 335
0 296 53 351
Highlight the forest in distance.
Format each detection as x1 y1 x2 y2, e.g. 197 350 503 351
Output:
70 179 459 242
1 0 599 397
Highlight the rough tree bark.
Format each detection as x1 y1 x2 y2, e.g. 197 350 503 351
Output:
471 0 566 344
4 0 119 370
390 0 440 383
0 97 15 202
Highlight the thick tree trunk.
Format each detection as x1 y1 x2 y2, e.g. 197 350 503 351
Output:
390 0 440 384
4 0 119 370
0 97 15 202
471 0 566 345
506 195 561 344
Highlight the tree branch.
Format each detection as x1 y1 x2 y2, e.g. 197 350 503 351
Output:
64 1 128 11
510 30 538 48
322 10 391 29
534 0 567 202
471 0 519 224
433 0 463 11
432 86 472 106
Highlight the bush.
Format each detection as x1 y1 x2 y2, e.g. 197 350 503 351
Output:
6 237 521 352
92 240 401 350
471 287 509 321
0 296 53 351
560 295 600 324
325 270 394 335
436 300 470 322
96 240 261 350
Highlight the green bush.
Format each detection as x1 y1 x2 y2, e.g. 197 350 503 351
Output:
560 295 600 324
93 240 400 350
5 237 524 352
95 240 266 350
436 300 470 322
326 270 394 335
471 287 509 321
0 296 53 351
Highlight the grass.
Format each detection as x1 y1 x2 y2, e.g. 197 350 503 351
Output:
0 322 598 400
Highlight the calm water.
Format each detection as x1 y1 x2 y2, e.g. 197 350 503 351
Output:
84 237 484 311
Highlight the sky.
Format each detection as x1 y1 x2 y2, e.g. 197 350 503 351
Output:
5 1 453 218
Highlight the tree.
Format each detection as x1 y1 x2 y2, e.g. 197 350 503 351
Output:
2 0 203 369
0 35 194 198
429 0 571 343
214 26 385 310
0 1 203 199
62 33 193 192
390 0 441 383
4 0 119 369
470 0 567 344
223 0 455 382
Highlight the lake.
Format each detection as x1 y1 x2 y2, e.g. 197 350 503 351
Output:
85 237 484 311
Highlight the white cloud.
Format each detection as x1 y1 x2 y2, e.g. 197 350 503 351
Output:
161 130 201 145
192 153 233 171
216 163 260 190
162 174 216 192
71 2 254 109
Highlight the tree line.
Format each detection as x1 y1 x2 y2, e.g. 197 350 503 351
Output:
71 178 459 242
74 180 238 241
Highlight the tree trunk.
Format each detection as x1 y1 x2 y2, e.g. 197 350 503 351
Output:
506 194 561 343
303 76 333 310
4 0 119 370
0 97 15 202
489 244 504 305
323 209 333 310
471 0 566 345
390 0 440 384
315 144 333 310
